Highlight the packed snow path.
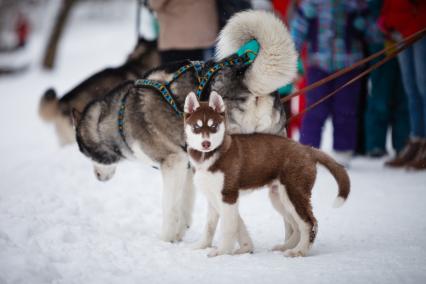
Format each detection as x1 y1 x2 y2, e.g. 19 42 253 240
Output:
1 2 425 283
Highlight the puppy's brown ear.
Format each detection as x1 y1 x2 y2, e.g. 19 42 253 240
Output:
71 108 82 127
184 92 200 114
209 91 225 113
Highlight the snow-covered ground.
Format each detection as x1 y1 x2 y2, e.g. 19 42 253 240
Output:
1 3 426 284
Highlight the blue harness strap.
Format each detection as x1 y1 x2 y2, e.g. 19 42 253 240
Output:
134 78 184 117
117 92 134 153
131 40 260 117
166 61 204 85
196 39 259 99
117 40 260 149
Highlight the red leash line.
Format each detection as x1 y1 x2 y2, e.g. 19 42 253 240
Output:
284 28 426 125
282 28 426 104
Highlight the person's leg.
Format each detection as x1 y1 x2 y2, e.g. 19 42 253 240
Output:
364 45 392 156
406 37 426 169
397 45 423 138
331 69 362 152
412 37 426 138
299 67 333 148
390 60 410 153
385 44 423 167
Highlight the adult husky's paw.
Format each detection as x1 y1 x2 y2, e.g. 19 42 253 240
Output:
160 227 182 243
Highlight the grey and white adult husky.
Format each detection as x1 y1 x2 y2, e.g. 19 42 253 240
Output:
73 11 298 242
39 38 160 145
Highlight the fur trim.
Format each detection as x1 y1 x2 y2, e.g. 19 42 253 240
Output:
216 10 298 95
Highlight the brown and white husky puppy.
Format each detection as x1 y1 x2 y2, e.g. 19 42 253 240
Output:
184 91 350 257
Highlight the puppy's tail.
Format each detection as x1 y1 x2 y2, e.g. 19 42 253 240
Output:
39 88 59 121
215 10 297 95
312 148 350 208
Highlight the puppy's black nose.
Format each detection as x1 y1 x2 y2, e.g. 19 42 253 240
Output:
202 141 211 149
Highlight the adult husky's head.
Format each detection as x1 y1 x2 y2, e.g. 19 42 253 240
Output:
213 10 297 136
72 101 120 182
184 91 226 152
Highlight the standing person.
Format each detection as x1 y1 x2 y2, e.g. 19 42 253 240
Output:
148 0 218 64
380 0 426 170
364 0 410 158
290 0 367 166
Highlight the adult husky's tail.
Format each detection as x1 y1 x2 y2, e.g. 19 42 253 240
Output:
39 88 59 121
216 10 297 95
312 148 351 208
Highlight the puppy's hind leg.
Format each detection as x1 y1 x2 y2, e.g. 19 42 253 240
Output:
160 153 189 242
278 182 317 257
268 186 299 251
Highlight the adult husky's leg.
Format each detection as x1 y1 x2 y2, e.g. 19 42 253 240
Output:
178 168 195 233
160 153 188 242
268 186 300 251
277 182 317 257
192 201 219 250
208 202 239 257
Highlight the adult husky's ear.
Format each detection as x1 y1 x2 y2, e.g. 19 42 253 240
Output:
209 91 225 113
184 92 200 114
71 108 82 128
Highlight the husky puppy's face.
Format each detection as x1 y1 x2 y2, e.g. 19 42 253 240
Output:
184 91 226 152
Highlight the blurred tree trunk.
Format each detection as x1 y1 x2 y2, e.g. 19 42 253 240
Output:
42 0 76 70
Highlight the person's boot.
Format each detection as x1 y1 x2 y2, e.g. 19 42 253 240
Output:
406 139 426 170
385 139 422 167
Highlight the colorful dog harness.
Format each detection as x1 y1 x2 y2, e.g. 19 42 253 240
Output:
133 39 259 117
117 40 260 149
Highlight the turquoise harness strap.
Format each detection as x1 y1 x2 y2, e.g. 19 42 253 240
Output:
135 79 184 117
117 92 134 153
196 39 260 99
166 61 204 86
117 40 260 151
236 39 260 63
128 40 260 118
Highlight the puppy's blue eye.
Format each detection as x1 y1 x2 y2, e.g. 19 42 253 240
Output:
193 125 201 131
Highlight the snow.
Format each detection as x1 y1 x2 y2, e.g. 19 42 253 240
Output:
1 2 426 284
